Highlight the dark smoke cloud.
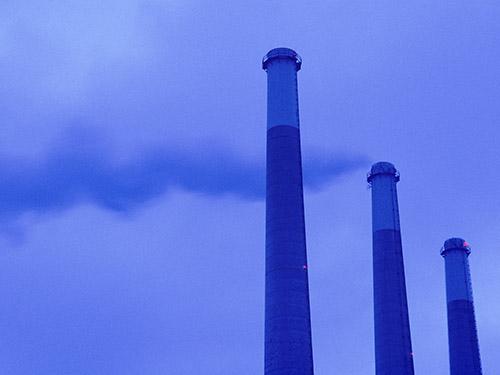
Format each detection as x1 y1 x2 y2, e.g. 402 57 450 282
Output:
0 138 368 222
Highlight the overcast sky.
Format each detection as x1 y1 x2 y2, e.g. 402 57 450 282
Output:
1 1 499 374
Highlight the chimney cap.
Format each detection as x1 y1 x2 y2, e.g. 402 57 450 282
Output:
262 47 302 71
441 237 471 256
367 161 399 183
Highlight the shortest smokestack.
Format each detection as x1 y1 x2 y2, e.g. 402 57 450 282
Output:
441 238 482 375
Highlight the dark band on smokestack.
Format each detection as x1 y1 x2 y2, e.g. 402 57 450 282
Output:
368 162 415 375
263 47 314 375
441 238 482 374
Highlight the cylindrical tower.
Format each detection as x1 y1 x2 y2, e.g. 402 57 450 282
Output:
441 238 482 375
367 162 414 375
263 48 314 375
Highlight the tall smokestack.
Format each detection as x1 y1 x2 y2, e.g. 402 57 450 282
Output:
441 238 482 375
367 162 414 375
262 48 314 375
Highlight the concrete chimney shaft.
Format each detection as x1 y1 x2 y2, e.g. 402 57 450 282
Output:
263 48 314 375
441 238 482 375
368 162 415 375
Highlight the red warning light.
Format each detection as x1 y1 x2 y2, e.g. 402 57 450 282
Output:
303 265 308 270
463 241 470 248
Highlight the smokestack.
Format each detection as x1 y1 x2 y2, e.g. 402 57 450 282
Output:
441 238 482 374
367 162 415 374
262 48 314 375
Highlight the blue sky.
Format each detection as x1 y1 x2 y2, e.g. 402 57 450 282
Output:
1 1 499 373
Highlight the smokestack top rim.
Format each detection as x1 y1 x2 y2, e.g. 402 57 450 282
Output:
367 161 400 183
441 237 471 256
262 47 302 71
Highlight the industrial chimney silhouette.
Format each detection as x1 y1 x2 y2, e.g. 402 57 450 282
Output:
441 238 482 375
367 162 415 375
262 48 314 375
